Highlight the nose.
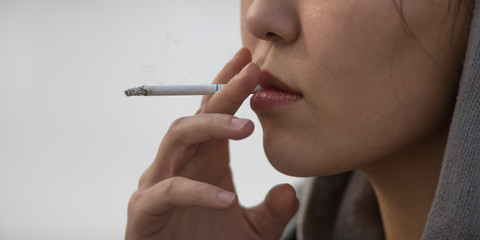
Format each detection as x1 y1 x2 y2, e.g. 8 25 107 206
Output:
245 0 299 43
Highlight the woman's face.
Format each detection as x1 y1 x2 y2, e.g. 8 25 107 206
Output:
241 0 470 176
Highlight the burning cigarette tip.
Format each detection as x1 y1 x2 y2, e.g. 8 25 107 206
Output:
124 86 148 96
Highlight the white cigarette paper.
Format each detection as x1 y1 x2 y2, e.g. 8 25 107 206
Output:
124 84 262 96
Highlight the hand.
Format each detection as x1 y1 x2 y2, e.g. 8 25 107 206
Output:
126 48 299 240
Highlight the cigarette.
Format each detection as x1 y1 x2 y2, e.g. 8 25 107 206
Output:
124 84 263 96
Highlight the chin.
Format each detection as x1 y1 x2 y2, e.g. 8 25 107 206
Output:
261 126 352 177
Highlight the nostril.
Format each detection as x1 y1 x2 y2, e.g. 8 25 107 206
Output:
266 32 277 40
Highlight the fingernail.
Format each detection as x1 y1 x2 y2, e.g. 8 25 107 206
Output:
230 118 249 128
233 63 251 79
217 191 236 205
241 62 252 73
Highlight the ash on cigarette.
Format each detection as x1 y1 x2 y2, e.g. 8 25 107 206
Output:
124 86 148 96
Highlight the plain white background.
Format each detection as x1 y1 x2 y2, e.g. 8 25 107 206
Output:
0 1 302 239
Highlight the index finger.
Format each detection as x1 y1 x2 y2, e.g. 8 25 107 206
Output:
200 48 252 107
201 63 260 115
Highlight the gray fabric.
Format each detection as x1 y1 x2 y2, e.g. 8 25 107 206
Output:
332 172 384 239
293 1 480 239
297 173 352 240
422 0 480 238
295 172 384 240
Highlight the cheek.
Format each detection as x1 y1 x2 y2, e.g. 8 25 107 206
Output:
261 79 456 177
252 0 461 177
260 5 459 177
299 1 407 123
300 0 456 144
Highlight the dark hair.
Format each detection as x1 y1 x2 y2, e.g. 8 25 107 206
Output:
451 0 475 21
393 0 474 37
391 0 474 76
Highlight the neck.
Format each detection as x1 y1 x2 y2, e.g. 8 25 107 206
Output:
360 129 448 240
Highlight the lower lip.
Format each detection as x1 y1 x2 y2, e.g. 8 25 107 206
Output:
250 89 302 110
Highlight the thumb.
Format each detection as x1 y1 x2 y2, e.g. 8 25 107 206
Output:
246 184 299 240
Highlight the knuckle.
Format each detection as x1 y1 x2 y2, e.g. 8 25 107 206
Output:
166 117 190 139
201 115 221 133
128 190 142 205
127 190 144 215
201 113 215 124
170 117 187 129
192 184 205 201
161 176 184 195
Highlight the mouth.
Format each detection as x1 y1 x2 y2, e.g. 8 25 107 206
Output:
250 71 303 110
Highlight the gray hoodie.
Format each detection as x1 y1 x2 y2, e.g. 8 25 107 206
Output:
285 1 480 239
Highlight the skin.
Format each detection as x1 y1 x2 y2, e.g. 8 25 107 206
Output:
126 0 471 239
126 49 298 240
242 0 470 239
242 0 468 177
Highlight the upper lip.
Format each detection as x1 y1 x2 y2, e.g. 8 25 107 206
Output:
259 70 302 95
